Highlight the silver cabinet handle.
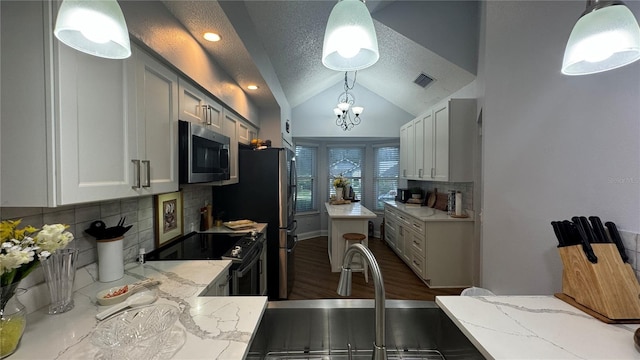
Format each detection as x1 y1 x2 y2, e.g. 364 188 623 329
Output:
418 169 422 178
132 159 141 189
430 168 435 178
200 104 209 125
142 160 151 188
403 169 407 177
208 105 213 125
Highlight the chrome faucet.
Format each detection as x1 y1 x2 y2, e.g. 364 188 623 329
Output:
337 243 387 360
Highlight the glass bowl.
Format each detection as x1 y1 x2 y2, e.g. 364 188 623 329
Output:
91 304 181 360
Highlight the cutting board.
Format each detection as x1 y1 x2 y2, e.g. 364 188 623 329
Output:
434 192 448 211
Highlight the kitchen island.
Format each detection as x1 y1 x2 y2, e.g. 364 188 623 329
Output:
13 260 267 359
437 295 639 359
325 202 377 272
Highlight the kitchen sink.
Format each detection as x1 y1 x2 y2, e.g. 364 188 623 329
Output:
246 299 484 360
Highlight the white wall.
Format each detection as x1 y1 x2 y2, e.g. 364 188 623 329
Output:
480 1 640 295
292 81 414 138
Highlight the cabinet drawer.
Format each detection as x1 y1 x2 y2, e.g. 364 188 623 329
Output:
396 213 411 226
385 230 396 249
409 249 425 279
408 230 424 253
410 219 425 236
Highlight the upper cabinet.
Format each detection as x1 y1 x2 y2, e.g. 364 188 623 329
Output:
1 1 178 206
220 111 241 185
178 79 223 132
400 99 476 182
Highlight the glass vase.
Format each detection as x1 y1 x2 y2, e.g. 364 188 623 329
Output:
40 248 79 314
0 284 26 358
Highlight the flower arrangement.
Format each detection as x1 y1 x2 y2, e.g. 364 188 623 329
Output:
0 220 74 289
332 174 350 188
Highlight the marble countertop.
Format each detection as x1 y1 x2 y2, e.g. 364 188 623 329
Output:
384 201 474 222
14 261 267 360
436 295 639 359
325 202 377 219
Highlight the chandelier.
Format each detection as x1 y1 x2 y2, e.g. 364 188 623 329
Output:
333 71 364 131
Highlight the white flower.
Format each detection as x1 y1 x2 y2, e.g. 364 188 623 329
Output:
37 251 51 261
35 224 74 253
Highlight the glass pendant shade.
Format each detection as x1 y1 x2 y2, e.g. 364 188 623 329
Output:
352 106 364 116
333 108 343 116
337 102 351 111
54 0 131 59
322 0 379 71
562 3 640 75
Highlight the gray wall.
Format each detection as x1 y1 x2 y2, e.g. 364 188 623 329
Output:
479 1 640 294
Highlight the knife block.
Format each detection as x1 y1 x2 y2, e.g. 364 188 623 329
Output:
556 243 640 323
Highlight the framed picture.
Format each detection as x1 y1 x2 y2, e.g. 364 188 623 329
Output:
154 190 183 247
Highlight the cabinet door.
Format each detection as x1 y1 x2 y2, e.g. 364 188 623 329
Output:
178 79 206 124
238 121 250 145
399 122 415 179
221 110 240 185
414 116 426 179
432 101 450 181
422 112 435 180
57 44 138 204
398 225 410 263
135 48 179 195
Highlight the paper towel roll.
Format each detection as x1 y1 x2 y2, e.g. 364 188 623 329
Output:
97 236 124 282
455 192 463 216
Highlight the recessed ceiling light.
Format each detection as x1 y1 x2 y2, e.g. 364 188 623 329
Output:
203 32 221 42
247 85 259 90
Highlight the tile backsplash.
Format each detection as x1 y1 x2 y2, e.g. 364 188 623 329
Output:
618 230 640 282
0 185 212 291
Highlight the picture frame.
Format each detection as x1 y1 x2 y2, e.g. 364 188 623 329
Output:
154 190 184 247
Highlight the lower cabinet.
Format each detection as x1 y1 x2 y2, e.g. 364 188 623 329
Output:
202 271 231 296
384 204 472 287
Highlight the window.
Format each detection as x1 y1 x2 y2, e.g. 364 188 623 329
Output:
328 147 363 198
374 146 399 210
295 145 316 212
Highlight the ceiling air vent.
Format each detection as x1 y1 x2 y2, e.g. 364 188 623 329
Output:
413 73 435 88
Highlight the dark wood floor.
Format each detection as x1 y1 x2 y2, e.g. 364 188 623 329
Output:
288 236 463 301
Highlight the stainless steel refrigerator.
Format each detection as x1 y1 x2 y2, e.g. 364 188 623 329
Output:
212 147 297 300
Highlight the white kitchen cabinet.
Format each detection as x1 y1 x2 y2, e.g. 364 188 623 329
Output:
384 204 472 287
400 99 476 182
220 110 240 185
399 121 416 179
178 78 223 132
133 48 179 195
1 1 178 206
425 99 476 182
237 120 258 145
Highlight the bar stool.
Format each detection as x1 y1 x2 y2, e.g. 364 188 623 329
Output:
343 233 368 283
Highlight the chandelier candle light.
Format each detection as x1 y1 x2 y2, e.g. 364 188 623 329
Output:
334 71 364 131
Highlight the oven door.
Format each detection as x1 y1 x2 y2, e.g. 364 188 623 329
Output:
230 241 263 296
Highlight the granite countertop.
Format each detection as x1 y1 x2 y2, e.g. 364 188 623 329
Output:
13 261 267 360
325 202 377 219
436 295 639 359
384 201 474 222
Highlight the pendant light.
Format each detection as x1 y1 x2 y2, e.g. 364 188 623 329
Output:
54 0 131 59
562 0 640 75
322 0 379 71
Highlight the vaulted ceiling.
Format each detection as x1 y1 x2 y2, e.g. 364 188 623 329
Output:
162 0 479 117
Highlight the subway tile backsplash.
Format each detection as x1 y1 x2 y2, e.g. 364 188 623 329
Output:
0 185 212 292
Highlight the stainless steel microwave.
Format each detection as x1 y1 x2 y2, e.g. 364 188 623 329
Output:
179 120 230 183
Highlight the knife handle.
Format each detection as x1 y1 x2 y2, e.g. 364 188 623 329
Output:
572 220 598 263
577 216 599 243
604 221 629 263
588 216 610 243
551 221 565 247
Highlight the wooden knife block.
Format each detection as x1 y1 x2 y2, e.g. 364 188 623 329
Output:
556 243 640 323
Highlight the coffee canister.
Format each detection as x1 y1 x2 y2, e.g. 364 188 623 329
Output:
447 190 456 215
97 236 124 282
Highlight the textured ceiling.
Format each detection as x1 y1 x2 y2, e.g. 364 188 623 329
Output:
162 0 477 116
